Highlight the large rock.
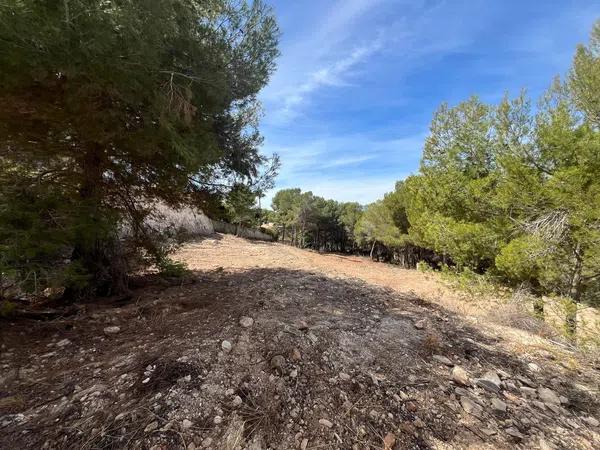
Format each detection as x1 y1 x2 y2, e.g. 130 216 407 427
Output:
505 427 525 440
144 421 159 433
516 375 535 387
483 370 501 387
433 355 454 366
296 320 309 331
290 348 302 361
383 432 396 450
583 416 599 427
454 387 471 397
520 386 537 398
496 369 511 379
103 326 121 335
491 398 507 413
414 319 426 330
481 427 497 436
56 339 71 347
460 396 483 417
239 316 254 328
270 355 286 373
452 366 470 386
538 387 560 405
318 418 333 428
476 370 502 393
221 340 232 353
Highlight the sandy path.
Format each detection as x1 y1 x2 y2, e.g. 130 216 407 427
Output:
175 234 449 302
175 234 599 370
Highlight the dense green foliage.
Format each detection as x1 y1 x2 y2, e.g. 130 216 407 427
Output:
423 22 600 333
375 22 600 334
401 32 600 322
0 0 279 297
353 182 436 266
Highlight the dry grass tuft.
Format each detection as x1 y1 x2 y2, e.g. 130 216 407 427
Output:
222 415 246 450
0 395 25 414
234 386 283 443
134 354 202 395
489 301 558 338
135 303 175 337
420 332 442 355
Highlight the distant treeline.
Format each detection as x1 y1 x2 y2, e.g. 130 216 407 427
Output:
266 188 440 268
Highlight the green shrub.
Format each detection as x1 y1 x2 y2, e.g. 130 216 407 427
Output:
495 235 547 284
416 261 433 273
0 300 16 317
157 258 189 278
259 226 279 240
440 264 504 299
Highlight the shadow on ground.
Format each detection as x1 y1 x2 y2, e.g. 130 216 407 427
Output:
1 268 599 449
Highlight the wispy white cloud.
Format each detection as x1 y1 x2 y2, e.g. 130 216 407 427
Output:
264 132 422 176
322 154 376 168
263 0 484 125
270 37 384 124
261 0 394 124
295 175 401 204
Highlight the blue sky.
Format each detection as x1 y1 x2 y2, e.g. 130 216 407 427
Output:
259 0 599 207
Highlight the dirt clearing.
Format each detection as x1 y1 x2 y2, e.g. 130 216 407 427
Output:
1 235 599 449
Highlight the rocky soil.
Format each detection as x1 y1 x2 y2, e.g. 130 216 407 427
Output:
1 235 599 449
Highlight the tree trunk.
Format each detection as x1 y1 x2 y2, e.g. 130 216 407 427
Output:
529 280 545 319
68 145 126 298
370 241 377 260
533 298 545 319
565 244 583 339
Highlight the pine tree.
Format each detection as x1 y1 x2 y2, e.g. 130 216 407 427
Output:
0 0 279 297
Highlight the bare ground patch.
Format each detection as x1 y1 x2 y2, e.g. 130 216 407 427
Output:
0 235 599 449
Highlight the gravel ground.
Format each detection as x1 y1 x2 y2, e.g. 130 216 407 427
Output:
0 234 598 449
